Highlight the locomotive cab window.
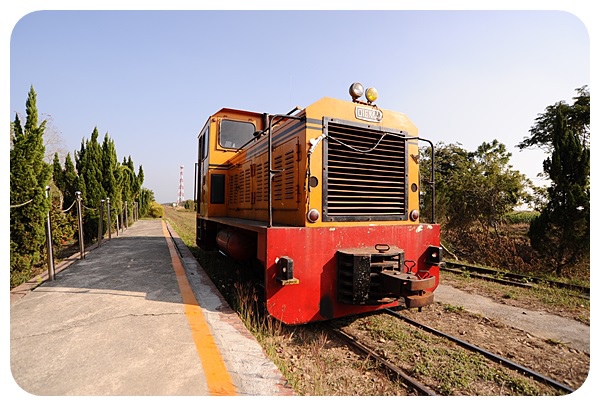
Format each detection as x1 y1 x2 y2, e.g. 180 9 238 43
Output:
199 127 209 162
219 119 255 149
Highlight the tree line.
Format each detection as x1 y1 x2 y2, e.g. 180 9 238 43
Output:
420 86 590 276
10 86 156 287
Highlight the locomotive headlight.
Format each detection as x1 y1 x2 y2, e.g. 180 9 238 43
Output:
349 82 364 100
365 87 379 103
307 208 320 223
409 209 419 221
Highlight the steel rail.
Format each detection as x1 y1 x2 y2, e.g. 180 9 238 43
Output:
442 261 590 296
384 308 575 394
328 325 437 396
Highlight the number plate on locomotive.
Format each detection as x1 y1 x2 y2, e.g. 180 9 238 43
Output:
355 106 383 122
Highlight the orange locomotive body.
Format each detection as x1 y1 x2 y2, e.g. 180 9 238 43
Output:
195 83 441 325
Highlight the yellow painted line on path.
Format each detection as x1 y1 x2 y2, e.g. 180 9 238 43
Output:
162 220 237 396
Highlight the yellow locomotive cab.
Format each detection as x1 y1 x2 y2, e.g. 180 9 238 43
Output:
197 97 422 228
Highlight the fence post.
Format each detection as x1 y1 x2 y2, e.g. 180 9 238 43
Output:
98 199 104 248
45 186 55 281
106 198 111 240
76 191 85 259
125 201 128 230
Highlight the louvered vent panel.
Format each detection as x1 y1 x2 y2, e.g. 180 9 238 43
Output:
284 150 295 200
324 120 407 221
256 162 267 202
273 155 284 201
243 168 251 203
228 173 239 205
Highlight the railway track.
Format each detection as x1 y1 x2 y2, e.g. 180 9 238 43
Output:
383 309 575 394
328 324 437 395
328 309 575 396
441 260 590 297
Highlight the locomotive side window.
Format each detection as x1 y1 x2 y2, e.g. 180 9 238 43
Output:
219 119 255 149
199 127 209 161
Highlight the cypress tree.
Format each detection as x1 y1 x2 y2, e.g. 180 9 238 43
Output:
10 86 52 286
52 152 65 204
137 165 145 191
62 152 79 213
120 155 137 224
77 128 106 241
101 133 121 231
82 128 105 206
529 107 590 274
139 188 153 218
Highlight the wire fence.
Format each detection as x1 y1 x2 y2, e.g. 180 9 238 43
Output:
10 188 139 281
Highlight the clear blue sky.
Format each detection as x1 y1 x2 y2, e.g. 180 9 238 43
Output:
7 5 591 204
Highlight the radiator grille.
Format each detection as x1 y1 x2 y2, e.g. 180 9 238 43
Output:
324 119 408 221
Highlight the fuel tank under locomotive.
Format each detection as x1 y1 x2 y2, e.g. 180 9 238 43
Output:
216 228 257 262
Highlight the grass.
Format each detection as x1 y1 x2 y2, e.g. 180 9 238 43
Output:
351 312 543 396
504 211 540 224
443 303 465 313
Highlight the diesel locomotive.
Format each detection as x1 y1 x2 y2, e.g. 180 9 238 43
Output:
195 83 441 325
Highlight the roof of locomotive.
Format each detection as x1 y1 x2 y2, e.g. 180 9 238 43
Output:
199 95 418 137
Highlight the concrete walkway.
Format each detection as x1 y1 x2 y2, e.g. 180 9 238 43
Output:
435 284 590 354
9 219 290 396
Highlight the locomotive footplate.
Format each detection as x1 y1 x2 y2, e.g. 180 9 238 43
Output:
337 246 436 308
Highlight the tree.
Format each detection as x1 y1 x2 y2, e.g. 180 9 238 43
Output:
52 152 65 202
138 187 155 218
421 140 528 233
75 128 106 241
62 152 79 213
420 142 470 224
101 133 121 232
518 86 589 153
137 165 144 189
42 113 68 163
10 86 52 285
120 156 137 225
518 86 590 275
527 106 590 274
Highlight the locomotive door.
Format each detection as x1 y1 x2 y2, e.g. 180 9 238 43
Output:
271 138 300 211
197 126 209 215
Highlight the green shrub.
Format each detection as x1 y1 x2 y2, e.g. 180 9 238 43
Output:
183 199 196 210
148 202 164 218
